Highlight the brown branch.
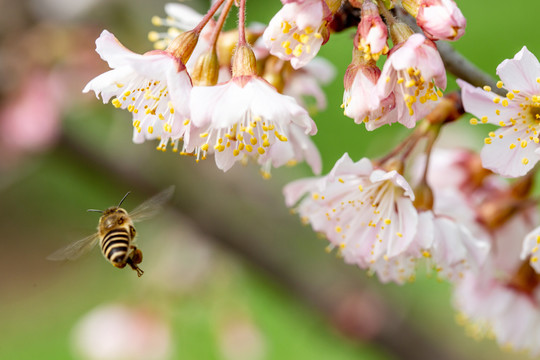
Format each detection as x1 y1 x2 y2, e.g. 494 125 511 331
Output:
57 130 473 360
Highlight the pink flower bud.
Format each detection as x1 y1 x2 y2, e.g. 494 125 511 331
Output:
354 1 388 61
417 0 466 41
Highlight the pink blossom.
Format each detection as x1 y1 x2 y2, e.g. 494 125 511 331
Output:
342 59 396 130
72 303 172 360
0 71 61 156
417 0 466 41
413 209 490 281
284 153 420 281
377 34 446 128
189 75 319 174
83 30 192 151
521 227 540 274
355 0 388 60
263 0 331 69
458 47 540 178
455 271 540 355
453 206 540 354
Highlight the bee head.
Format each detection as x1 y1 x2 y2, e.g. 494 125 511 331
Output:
100 207 129 230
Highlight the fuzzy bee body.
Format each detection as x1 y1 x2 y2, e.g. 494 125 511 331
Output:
48 186 174 277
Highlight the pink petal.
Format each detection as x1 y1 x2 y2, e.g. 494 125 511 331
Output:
496 46 540 95
481 125 540 177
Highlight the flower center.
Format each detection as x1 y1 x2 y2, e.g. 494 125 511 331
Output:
319 178 407 262
194 115 289 161
278 22 323 58
396 67 442 116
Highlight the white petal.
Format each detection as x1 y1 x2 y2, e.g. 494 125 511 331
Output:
481 125 540 177
497 46 540 96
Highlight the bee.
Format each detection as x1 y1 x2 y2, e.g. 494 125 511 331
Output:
48 186 174 277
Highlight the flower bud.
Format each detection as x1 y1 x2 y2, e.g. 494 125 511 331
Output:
232 44 257 77
401 0 420 17
166 30 199 64
417 0 466 41
191 50 220 86
388 22 415 46
354 0 388 61
413 182 434 211
262 56 286 93
217 29 263 68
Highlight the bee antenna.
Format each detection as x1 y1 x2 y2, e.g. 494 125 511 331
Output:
87 209 103 213
118 191 131 207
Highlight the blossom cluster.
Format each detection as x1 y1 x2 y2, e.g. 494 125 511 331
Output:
83 0 540 355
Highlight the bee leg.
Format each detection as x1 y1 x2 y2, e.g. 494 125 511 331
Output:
127 247 144 277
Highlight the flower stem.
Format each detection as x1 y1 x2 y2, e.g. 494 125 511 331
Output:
209 0 235 50
193 0 227 35
238 0 247 46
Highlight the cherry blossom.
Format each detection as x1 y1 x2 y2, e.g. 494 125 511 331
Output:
72 303 172 360
342 50 396 130
262 0 333 69
355 0 388 61
284 153 419 281
459 46 540 177
377 32 446 128
454 211 540 355
83 30 192 151
416 0 466 41
188 46 318 174
521 227 540 274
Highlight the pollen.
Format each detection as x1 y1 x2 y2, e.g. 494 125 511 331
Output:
483 85 492 92
522 157 529 165
469 118 478 125
496 81 504 88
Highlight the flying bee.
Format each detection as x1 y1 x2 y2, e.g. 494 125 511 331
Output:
48 186 174 277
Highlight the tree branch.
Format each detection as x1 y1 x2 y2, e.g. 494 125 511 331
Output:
57 130 472 360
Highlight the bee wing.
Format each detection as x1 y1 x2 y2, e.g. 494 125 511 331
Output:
129 185 175 223
47 233 100 261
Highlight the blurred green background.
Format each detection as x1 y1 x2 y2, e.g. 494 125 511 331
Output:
1 0 539 359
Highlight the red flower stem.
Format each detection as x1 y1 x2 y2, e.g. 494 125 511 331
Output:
238 0 247 46
193 0 227 35
210 0 236 50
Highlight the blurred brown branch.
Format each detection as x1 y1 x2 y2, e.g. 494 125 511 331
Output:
58 130 471 360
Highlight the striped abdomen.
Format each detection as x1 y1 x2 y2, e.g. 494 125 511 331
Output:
101 228 131 267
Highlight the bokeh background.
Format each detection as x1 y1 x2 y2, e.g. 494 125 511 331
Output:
1 0 539 359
